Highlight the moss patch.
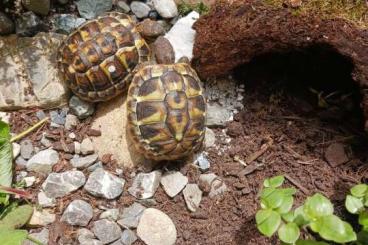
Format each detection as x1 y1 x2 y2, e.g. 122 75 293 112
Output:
264 0 368 28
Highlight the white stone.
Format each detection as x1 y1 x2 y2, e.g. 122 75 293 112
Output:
84 168 125 199
28 208 56 227
81 138 94 155
68 132 76 139
78 228 95 244
0 112 10 123
74 141 81 154
128 171 162 199
153 0 178 18
61 200 93 226
26 149 59 174
65 114 79 130
137 208 177 245
42 170 86 198
204 127 216 148
199 173 228 198
12 143 20 158
206 104 232 126
23 176 36 187
160 171 188 197
164 11 199 62
38 191 56 208
100 208 119 221
183 184 202 212
92 219 122 244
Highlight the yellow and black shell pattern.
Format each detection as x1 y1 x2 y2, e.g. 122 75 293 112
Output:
57 12 150 102
127 63 206 161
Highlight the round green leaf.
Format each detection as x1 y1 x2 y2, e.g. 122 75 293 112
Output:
359 211 368 227
276 195 294 214
293 205 310 226
281 188 297 196
263 176 285 188
256 209 281 237
0 229 28 245
0 205 33 230
351 184 368 198
263 189 285 209
278 222 300 244
304 194 333 219
282 211 295 223
309 215 357 243
345 195 364 214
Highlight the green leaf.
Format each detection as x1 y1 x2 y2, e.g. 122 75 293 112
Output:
276 195 294 214
263 176 285 188
345 195 364 214
262 189 285 209
293 205 310 226
295 240 329 245
0 229 28 245
256 209 281 237
304 194 333 219
357 230 368 245
282 211 295 223
0 205 33 230
278 222 300 244
351 184 368 198
0 121 12 188
309 215 357 243
359 211 368 227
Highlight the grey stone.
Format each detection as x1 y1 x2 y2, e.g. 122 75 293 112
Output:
121 229 138 245
42 170 86 198
15 11 43 36
69 95 95 119
117 1 130 13
53 14 86 34
28 208 56 227
160 171 188 197
12 142 20 159
128 171 162 199
76 0 113 19
0 12 15 35
195 153 210 172
36 110 46 120
117 203 146 229
23 228 49 245
77 228 95 244
50 110 66 125
0 32 68 110
26 149 59 174
87 161 103 172
137 208 177 245
15 156 27 167
130 1 151 18
37 191 56 208
204 127 216 148
199 173 228 198
164 11 199 61
84 168 125 199
153 0 178 18
22 0 50 15
71 154 98 169
20 139 34 159
61 200 93 226
80 239 103 245
183 184 202 212
92 219 122 244
206 104 232 127
41 133 52 147
81 138 94 155
100 208 119 221
65 114 79 130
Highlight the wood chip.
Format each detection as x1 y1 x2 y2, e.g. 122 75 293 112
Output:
285 174 310 195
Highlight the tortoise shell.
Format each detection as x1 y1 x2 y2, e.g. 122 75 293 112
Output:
57 12 150 102
127 63 206 161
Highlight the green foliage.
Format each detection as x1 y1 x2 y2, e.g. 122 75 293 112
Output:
177 2 209 16
0 120 12 206
0 229 28 245
0 204 33 230
256 175 357 244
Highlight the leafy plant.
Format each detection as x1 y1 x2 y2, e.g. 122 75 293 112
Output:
178 2 209 16
256 175 357 244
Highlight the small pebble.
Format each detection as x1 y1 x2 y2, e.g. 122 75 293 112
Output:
20 139 34 159
130 1 151 18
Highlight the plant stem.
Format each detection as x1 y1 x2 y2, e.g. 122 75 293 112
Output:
26 235 45 245
10 117 49 143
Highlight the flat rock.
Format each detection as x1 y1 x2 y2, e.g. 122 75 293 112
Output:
160 171 188 197
153 36 175 64
26 149 59 174
69 95 95 119
114 229 137 245
117 202 146 229
0 32 68 110
0 12 15 35
183 183 202 212
153 0 178 18
130 1 151 18
70 154 98 169
61 200 93 226
37 191 56 208
42 170 86 198
128 171 162 199
325 143 349 167
206 104 232 127
164 11 199 61
81 138 95 155
137 208 177 245
23 228 49 245
92 219 122 244
84 168 125 199
52 14 86 34
199 173 227 198
76 0 113 19
28 208 55 227
117 1 131 13
20 139 34 159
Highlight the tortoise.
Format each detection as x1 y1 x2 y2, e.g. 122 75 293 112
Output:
57 12 150 102
127 62 207 161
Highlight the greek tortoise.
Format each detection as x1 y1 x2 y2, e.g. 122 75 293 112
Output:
127 62 206 161
57 12 150 101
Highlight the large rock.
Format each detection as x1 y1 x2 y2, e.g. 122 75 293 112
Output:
164 11 199 61
26 149 59 174
61 200 93 226
76 0 113 19
42 170 86 198
137 208 177 245
0 32 68 110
